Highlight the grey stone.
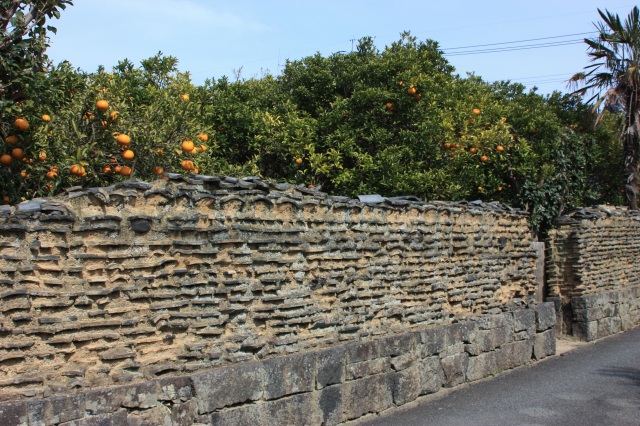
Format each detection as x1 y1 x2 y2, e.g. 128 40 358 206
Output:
46 394 85 424
343 373 394 420
316 346 346 389
129 218 152 233
512 309 535 333
419 356 445 395
347 358 389 380
263 352 315 400
533 329 556 360
499 339 533 370
466 351 500 382
0 400 28 426
192 361 263 413
421 327 445 357
379 332 417 357
319 385 343 426
59 409 128 425
440 352 469 387
534 302 556 331
156 376 193 402
345 340 380 363
126 404 172 426
393 364 421 406
209 393 321 426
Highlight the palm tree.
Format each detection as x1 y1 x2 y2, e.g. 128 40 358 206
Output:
570 6 640 209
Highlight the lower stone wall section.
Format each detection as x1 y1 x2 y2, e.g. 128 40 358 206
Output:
570 285 640 341
0 303 556 426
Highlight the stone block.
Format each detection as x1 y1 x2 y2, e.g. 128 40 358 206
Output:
120 381 157 410
345 340 380 364
263 352 315 400
390 350 419 372
46 394 86 424
0 400 28 426
511 309 535 333
342 373 394 421
59 409 128 425
476 313 507 330
315 346 346 389
347 358 388 380
419 356 445 395
533 329 556 360
170 400 198 426
379 332 418 357
534 302 556 332
420 327 445 357
466 351 500 382
209 393 321 426
319 384 343 426
157 376 193 403
440 352 469 387
192 361 263 414
499 340 532 370
126 404 172 426
393 364 421 406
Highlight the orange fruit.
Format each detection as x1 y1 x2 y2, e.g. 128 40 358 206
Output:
114 165 122 173
119 166 132 176
478 186 483 191
153 166 164 175
198 145 207 152
443 143 451 150
11 148 24 160
496 145 505 152
101 120 108 128
407 87 417 95
5 136 18 144
192 167 199 174
296 158 303 165
96 100 109 112
180 94 190 102
308 184 315 189
470 147 478 154
414 93 422 100
181 139 195 152
122 149 135 160
109 111 119 122
70 164 82 175
472 108 481 115
497 186 503 191
385 102 393 110
116 134 131 146
42 114 51 122
84 112 95 120
181 160 194 171
38 151 47 161
0 154 12 166
102 166 113 174
197 133 208 142
46 170 57 180
14 118 29 131
480 155 489 163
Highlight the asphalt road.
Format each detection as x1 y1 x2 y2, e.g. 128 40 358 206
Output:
356 327 640 426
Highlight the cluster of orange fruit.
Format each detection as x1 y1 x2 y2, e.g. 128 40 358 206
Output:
179 133 208 173
1 118 35 167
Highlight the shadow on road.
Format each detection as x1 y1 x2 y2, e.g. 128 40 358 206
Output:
597 367 640 389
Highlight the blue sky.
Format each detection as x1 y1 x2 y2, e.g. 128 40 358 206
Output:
46 1 636 95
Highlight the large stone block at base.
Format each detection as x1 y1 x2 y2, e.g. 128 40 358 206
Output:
533 329 556 360
208 393 322 426
192 361 263 414
342 373 394 421
466 351 500 382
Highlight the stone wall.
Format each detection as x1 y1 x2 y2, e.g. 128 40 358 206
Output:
546 206 640 340
0 303 556 425
0 173 541 421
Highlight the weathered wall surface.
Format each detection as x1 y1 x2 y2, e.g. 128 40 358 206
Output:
0 174 539 404
0 303 556 425
546 206 640 340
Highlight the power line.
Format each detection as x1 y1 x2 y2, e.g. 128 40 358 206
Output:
443 39 584 56
442 31 596 51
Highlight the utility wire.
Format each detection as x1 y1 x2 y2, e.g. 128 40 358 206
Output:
444 39 584 56
442 31 596 51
